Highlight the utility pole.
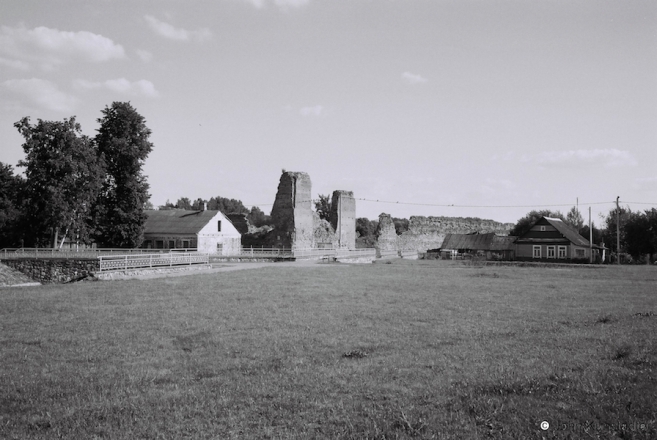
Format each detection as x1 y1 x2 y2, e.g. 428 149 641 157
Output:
616 196 621 265
589 206 592 264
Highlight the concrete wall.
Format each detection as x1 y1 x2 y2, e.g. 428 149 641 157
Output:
1 258 99 283
330 190 356 249
270 171 314 249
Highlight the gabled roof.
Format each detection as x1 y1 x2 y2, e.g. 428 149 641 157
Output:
144 210 226 235
542 217 590 247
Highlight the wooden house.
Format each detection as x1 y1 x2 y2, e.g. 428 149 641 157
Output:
142 210 241 255
514 216 600 262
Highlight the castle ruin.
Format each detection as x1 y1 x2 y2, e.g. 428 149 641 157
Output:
269 171 356 250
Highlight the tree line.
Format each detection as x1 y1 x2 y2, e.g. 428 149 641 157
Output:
0 102 152 249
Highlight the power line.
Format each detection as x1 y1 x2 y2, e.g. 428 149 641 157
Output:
244 198 631 209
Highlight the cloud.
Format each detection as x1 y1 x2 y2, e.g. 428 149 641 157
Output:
0 56 29 70
402 71 428 85
74 78 160 97
144 16 212 42
300 105 323 116
479 178 517 197
136 49 153 63
3 78 77 112
522 149 637 169
633 176 657 191
243 0 311 8
0 25 125 70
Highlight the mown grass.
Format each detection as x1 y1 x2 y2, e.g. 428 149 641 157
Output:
0 260 655 439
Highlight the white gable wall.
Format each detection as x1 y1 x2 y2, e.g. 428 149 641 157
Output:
196 211 242 255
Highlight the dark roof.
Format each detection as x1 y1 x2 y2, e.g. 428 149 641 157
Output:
441 233 496 250
143 210 225 235
490 235 517 251
543 217 590 247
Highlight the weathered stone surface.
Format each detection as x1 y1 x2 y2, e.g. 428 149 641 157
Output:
270 171 314 249
330 190 356 249
375 214 514 252
375 213 399 251
313 212 338 248
1 258 99 283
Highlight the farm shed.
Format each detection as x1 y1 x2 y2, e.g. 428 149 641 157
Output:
440 232 515 260
514 216 602 262
142 210 241 255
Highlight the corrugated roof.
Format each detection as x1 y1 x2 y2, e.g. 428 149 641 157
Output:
543 217 590 247
143 210 223 235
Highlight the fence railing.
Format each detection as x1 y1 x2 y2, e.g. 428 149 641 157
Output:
97 252 209 272
0 248 170 259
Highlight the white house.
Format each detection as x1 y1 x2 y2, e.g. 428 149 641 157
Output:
142 210 241 255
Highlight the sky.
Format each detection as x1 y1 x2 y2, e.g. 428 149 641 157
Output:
1 0 655 226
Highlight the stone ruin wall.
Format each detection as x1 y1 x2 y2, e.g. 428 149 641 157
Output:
269 171 356 250
376 214 514 252
270 171 314 249
329 191 356 249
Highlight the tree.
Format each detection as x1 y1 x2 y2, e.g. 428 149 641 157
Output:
207 196 249 215
247 206 270 227
392 217 409 235
0 162 25 248
566 206 584 230
314 194 331 221
510 209 565 237
92 102 153 248
175 197 192 210
623 209 657 262
15 117 103 247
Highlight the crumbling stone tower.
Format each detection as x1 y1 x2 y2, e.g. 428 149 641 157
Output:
270 171 314 249
330 190 356 249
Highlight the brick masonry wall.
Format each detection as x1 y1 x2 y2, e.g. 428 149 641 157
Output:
0 258 100 283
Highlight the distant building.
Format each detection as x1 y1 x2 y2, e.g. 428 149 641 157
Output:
142 210 241 255
514 216 601 262
439 232 516 260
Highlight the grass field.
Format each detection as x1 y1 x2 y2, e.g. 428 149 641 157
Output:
1 260 655 439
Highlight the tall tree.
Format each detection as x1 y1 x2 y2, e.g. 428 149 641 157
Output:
0 162 25 248
15 117 103 247
510 209 566 237
566 206 584 230
93 102 153 248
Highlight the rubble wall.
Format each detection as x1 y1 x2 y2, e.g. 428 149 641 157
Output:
375 213 399 251
375 214 514 252
270 171 314 249
330 190 356 249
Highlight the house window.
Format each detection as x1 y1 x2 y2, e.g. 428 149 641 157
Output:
575 248 585 258
547 246 555 258
216 243 223 253
168 240 175 249
533 245 541 258
217 221 222 232
155 240 164 249
540 226 546 231
558 246 567 259
182 240 190 249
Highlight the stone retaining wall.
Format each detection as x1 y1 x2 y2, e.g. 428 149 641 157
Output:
0 258 99 283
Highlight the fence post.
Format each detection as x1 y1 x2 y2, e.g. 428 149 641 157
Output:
125 255 128 271
150 254 153 268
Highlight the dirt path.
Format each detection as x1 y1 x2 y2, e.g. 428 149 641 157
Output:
98 259 348 281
